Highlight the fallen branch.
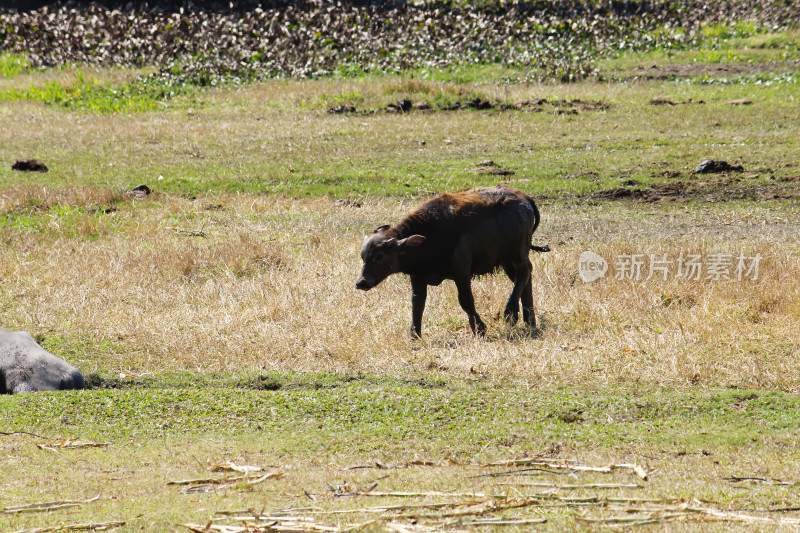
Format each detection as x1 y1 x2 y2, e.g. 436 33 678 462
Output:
724 476 794 486
0 430 48 439
181 519 340 532
481 459 649 480
497 482 643 490
473 467 573 478
578 504 800 527
168 472 284 486
209 462 266 475
383 522 443 533
3 496 100 514
451 517 548 526
576 514 682 526
37 440 110 452
9 520 124 532
215 507 319 517
301 502 472 516
334 490 497 499
688 506 800 525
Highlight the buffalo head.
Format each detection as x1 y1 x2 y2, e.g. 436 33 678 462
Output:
356 226 425 290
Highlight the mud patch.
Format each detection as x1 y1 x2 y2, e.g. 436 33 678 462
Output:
648 98 705 106
334 98 611 116
590 180 800 203
474 160 515 176
609 60 800 81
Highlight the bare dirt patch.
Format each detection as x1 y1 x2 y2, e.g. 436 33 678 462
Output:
609 60 800 80
329 97 611 116
589 180 800 203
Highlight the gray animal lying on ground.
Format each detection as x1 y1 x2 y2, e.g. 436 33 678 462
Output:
0 330 85 394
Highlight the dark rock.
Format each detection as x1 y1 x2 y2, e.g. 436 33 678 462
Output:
11 159 48 172
460 98 493 110
125 184 152 198
692 160 744 174
328 105 356 115
386 99 412 113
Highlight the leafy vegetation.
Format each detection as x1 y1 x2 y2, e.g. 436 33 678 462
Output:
1 1 798 87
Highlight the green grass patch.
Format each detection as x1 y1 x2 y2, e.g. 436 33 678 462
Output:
0 204 125 239
0 71 202 113
1 375 798 455
0 51 31 78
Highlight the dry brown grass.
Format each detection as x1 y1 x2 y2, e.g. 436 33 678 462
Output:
0 184 124 213
2 430 799 533
1 191 798 390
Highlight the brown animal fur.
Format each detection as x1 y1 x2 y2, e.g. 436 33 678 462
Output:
356 185 548 337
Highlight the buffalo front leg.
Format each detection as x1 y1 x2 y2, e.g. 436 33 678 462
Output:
455 278 486 336
410 276 428 338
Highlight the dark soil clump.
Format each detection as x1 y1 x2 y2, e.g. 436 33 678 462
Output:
12 159 48 172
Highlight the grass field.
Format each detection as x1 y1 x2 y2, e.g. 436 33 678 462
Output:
2 13 800 531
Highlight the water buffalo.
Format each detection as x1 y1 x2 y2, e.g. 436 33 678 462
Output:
356 185 548 337
0 330 85 394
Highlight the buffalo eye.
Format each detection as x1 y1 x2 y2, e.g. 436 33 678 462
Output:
375 252 385 262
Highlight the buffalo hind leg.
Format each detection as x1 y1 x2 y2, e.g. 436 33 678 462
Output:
518 257 536 327
521 275 536 327
455 278 486 336
503 260 531 326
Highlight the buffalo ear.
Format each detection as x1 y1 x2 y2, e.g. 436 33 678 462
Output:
397 234 426 249
374 224 390 233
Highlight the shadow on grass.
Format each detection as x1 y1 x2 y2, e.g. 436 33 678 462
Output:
83 370 453 392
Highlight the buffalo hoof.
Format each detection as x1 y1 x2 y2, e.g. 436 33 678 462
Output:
470 318 487 337
504 308 520 326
